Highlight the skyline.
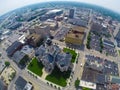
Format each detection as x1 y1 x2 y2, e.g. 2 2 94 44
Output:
0 0 120 16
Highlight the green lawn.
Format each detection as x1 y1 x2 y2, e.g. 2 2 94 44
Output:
82 87 91 90
63 48 77 63
27 57 44 77
45 66 71 87
118 50 120 56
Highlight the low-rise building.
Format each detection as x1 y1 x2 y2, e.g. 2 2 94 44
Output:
79 80 96 90
68 18 88 27
0 79 7 90
15 76 33 90
12 51 26 64
0 60 5 74
43 20 58 30
65 26 85 46
20 45 34 58
6 41 23 57
115 30 120 47
103 39 117 57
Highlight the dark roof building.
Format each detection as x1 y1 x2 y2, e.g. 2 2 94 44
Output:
115 30 120 41
69 9 74 18
96 74 106 84
15 76 27 90
0 79 7 90
6 41 23 56
103 39 115 48
68 19 88 27
111 76 120 84
115 30 120 47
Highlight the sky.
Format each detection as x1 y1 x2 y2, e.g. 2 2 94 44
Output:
0 0 120 16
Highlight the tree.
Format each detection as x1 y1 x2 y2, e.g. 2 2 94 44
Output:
86 32 91 49
74 79 80 88
5 61 10 67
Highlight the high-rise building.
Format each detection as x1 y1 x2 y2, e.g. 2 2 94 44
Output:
69 9 74 18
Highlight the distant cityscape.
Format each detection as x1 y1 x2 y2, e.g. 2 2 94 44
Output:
0 1 120 90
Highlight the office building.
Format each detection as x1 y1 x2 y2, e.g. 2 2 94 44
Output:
69 9 74 18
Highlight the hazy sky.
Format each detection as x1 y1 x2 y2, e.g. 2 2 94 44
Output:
0 0 120 16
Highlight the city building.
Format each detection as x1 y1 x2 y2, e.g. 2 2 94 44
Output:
65 26 85 46
40 9 63 21
90 23 110 37
110 76 120 84
25 33 42 47
79 80 96 90
29 24 50 38
69 9 74 18
103 39 117 57
0 79 7 90
15 76 33 90
43 20 58 30
68 18 88 27
85 55 119 76
20 45 34 58
36 38 72 73
7 22 22 30
0 60 5 74
12 51 26 64
109 84 120 90
56 53 72 72
6 41 23 57
46 9 63 18
115 30 120 47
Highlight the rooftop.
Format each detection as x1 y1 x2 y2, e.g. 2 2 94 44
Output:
111 76 120 84
66 26 85 40
12 51 26 64
15 76 27 90
0 79 7 90
46 9 62 14
80 80 96 90
6 41 23 56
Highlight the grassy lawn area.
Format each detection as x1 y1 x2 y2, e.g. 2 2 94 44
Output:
82 87 91 90
27 57 44 77
63 48 77 63
118 50 120 56
45 66 71 87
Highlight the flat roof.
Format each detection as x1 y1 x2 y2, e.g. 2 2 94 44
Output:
111 76 120 84
80 80 96 89
66 33 84 40
6 41 22 56
47 9 62 14
26 33 41 41
115 30 120 40
103 39 114 47
24 83 33 90
15 76 27 90
66 26 85 39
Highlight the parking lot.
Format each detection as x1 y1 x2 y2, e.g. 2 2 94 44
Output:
90 32 101 51
85 55 119 76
